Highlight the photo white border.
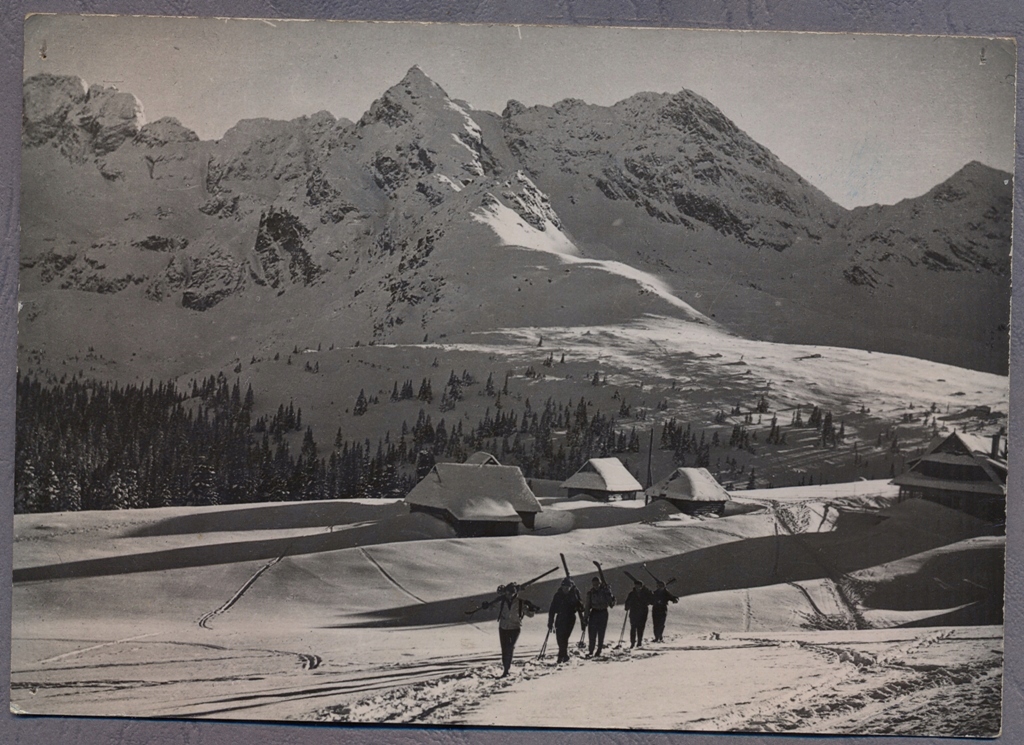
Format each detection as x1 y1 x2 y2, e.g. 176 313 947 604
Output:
2 2 1021 744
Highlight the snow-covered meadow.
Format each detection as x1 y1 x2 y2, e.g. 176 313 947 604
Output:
11 477 1003 735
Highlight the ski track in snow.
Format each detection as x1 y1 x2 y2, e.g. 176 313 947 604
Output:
16 626 997 732
359 547 427 605
157 651 504 719
198 555 283 629
788 582 828 621
697 630 998 734
312 644 660 725
768 500 863 630
31 633 161 666
309 630 1000 732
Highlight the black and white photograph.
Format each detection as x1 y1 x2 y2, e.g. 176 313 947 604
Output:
11 14 1013 736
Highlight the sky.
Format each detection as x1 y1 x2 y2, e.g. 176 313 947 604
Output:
23 14 1016 208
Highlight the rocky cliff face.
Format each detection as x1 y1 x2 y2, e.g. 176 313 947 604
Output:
18 69 1012 374
344 66 506 199
502 89 844 252
839 161 1012 285
24 74 146 160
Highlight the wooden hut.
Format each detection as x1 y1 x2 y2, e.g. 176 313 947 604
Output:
892 430 1006 523
560 457 643 501
405 462 542 536
646 467 730 516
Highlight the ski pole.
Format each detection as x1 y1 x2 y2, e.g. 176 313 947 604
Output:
615 610 628 648
537 627 552 660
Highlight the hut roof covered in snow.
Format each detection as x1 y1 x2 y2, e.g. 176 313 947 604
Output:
405 462 542 520
561 457 643 493
894 430 1006 496
646 467 730 503
956 432 1007 461
464 451 501 466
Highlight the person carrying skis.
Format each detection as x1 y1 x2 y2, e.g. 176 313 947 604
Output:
547 577 585 664
650 580 678 642
481 582 541 677
624 578 654 648
584 575 615 656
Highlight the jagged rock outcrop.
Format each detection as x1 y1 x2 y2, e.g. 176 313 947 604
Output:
134 235 189 252
500 171 566 232
147 248 249 310
29 245 147 295
134 117 199 147
251 207 322 288
343 66 504 208
23 74 145 160
22 74 88 147
206 112 341 191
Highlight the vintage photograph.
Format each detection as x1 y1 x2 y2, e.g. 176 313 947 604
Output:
11 14 1012 735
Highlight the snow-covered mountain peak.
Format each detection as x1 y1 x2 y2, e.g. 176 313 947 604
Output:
399 65 447 97
347 66 506 201
359 66 452 127
23 73 146 158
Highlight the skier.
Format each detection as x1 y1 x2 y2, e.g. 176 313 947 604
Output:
547 577 585 664
650 580 678 642
584 575 615 656
624 578 654 648
481 582 541 677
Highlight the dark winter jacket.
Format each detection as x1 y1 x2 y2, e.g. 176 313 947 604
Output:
652 587 678 610
625 586 654 619
585 584 615 617
548 586 584 628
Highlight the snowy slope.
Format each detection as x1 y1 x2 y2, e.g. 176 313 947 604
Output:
12 483 1003 734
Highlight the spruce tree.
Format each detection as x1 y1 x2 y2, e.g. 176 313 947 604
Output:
354 389 369 416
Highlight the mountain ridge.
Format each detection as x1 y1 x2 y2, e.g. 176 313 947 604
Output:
18 68 1012 374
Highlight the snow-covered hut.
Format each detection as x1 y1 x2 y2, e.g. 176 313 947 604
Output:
405 462 542 536
560 457 643 501
892 430 1006 523
646 467 730 516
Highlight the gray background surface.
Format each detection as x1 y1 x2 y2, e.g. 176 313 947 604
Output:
1 1 1021 744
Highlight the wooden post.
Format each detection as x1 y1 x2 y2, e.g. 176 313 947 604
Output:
646 428 654 489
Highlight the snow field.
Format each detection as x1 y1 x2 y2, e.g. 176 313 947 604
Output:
488 316 1008 416
11 483 1003 732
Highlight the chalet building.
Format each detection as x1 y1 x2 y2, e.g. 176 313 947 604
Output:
404 461 542 537
892 430 1007 523
561 457 643 501
646 467 730 517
